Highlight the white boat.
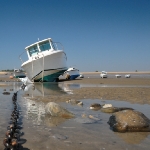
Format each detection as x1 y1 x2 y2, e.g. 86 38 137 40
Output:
115 74 121 78
125 74 131 78
79 74 84 78
19 38 68 82
14 69 26 78
63 67 80 80
100 71 107 78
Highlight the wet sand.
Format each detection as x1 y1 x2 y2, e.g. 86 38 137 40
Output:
0 75 150 150
27 78 150 105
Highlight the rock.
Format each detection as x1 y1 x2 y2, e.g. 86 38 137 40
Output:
107 110 150 132
102 104 112 108
77 101 83 105
88 115 100 121
67 99 83 105
90 103 101 110
101 107 133 113
45 102 74 118
3 92 10 95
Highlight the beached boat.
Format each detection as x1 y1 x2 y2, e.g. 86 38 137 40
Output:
14 69 26 78
19 38 68 82
63 67 80 80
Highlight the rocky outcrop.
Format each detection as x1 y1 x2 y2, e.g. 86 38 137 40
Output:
45 102 74 118
108 110 150 132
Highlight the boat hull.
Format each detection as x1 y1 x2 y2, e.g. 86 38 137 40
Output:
14 72 26 78
69 74 80 80
21 51 67 82
64 69 80 80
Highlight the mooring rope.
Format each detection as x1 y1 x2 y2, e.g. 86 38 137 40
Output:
3 91 24 150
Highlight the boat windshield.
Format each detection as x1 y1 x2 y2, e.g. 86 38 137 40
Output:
51 41 56 50
39 41 51 52
28 45 39 57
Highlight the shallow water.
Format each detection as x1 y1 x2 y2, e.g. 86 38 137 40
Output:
0 82 150 150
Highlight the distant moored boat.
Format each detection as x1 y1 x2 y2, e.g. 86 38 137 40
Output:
14 69 26 78
63 67 80 80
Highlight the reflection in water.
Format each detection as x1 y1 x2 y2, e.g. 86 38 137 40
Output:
115 132 150 144
58 83 75 94
23 97 45 126
44 116 67 127
22 97 68 127
21 83 76 126
23 82 74 97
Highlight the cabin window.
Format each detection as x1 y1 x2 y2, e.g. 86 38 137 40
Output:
28 45 39 57
39 41 51 52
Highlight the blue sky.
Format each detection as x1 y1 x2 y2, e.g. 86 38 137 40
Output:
0 0 150 72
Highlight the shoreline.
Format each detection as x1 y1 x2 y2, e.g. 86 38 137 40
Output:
0 71 150 74
81 71 150 74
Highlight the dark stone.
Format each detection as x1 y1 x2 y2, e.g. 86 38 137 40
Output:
108 110 150 132
3 92 10 95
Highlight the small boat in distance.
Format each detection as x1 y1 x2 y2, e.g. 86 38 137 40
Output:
115 74 121 78
100 71 107 78
63 67 80 80
14 69 26 78
125 74 131 78
19 38 68 82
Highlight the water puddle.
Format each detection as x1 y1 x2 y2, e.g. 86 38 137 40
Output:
64 83 150 88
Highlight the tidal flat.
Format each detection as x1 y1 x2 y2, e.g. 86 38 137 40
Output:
0 74 150 150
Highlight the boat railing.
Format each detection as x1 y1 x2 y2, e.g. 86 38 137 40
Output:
19 50 27 64
53 42 67 60
52 42 64 51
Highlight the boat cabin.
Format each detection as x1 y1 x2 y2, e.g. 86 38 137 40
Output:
14 69 23 72
25 38 56 59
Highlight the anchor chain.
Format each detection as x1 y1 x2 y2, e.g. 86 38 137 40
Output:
3 91 23 150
